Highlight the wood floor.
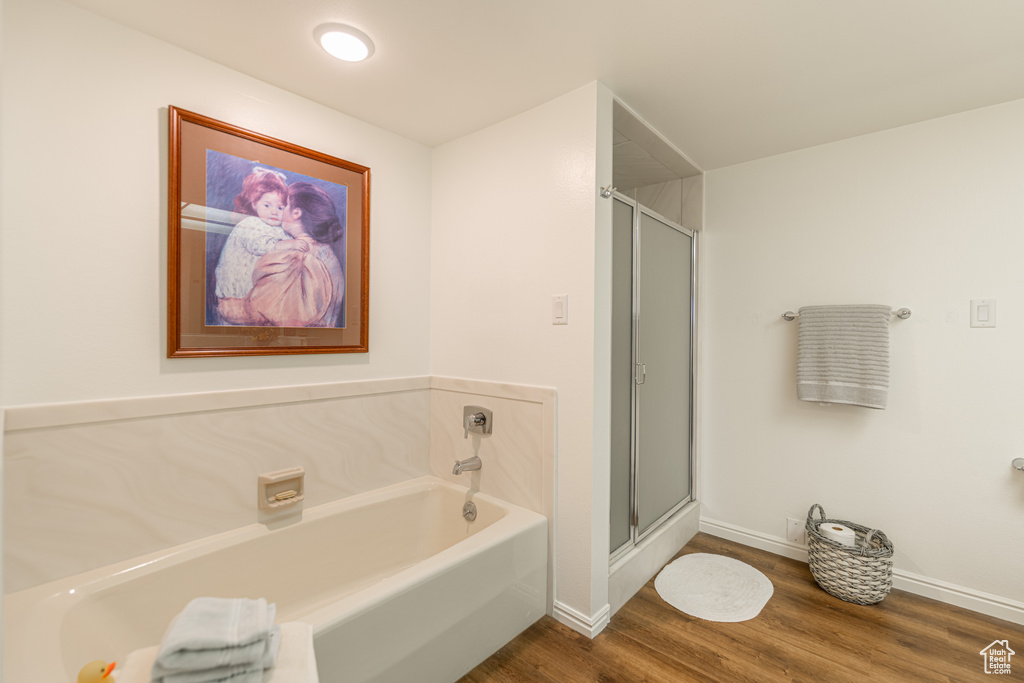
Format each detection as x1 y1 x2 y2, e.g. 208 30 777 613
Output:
460 533 1024 682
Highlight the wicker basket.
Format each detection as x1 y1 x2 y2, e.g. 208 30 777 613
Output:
805 504 894 605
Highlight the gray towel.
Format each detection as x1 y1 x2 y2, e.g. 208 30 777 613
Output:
152 597 276 672
152 626 280 683
797 305 891 409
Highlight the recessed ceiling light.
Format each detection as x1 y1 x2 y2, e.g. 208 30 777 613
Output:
315 23 375 62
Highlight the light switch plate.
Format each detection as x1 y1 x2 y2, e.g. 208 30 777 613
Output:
971 299 996 328
552 294 568 325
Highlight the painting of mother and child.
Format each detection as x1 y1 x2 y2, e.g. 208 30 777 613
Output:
204 150 347 329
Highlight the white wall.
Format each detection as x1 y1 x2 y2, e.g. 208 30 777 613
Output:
0 0 432 408
703 99 1024 608
431 82 609 630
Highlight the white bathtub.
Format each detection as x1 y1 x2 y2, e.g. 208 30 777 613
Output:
4 476 548 683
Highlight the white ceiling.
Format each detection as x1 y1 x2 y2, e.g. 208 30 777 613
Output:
64 0 1024 170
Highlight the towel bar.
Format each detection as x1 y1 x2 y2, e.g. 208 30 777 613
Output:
782 307 911 321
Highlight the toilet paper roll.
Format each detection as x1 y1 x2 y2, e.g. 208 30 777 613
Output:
819 523 857 546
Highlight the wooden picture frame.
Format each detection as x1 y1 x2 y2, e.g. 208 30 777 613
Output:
168 106 369 357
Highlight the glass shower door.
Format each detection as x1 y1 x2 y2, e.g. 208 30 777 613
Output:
635 209 692 539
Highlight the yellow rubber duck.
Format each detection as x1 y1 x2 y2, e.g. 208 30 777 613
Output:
76 660 115 683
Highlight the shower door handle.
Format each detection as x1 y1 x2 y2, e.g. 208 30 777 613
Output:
635 362 646 385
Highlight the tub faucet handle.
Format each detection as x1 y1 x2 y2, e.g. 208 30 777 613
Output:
464 412 484 438
462 406 493 439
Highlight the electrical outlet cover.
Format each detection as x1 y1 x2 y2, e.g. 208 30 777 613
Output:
786 517 804 543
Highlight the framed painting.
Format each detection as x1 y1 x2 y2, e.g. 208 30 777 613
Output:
168 106 369 357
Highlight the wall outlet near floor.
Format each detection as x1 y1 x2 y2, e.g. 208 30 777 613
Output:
786 517 805 544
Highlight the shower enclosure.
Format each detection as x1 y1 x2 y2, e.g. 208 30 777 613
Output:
609 193 696 561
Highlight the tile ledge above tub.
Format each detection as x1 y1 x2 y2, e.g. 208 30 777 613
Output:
3 376 432 432
430 376 556 404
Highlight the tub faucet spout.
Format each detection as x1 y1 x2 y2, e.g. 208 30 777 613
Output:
453 455 482 475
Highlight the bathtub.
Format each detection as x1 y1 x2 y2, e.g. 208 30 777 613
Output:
4 476 548 682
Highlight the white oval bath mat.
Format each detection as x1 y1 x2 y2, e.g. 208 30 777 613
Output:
654 553 774 622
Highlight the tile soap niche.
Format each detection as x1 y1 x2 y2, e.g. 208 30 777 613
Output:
258 466 305 510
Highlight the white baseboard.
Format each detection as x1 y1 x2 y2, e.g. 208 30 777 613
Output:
552 600 610 638
892 569 1024 625
700 517 810 562
700 517 1024 626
